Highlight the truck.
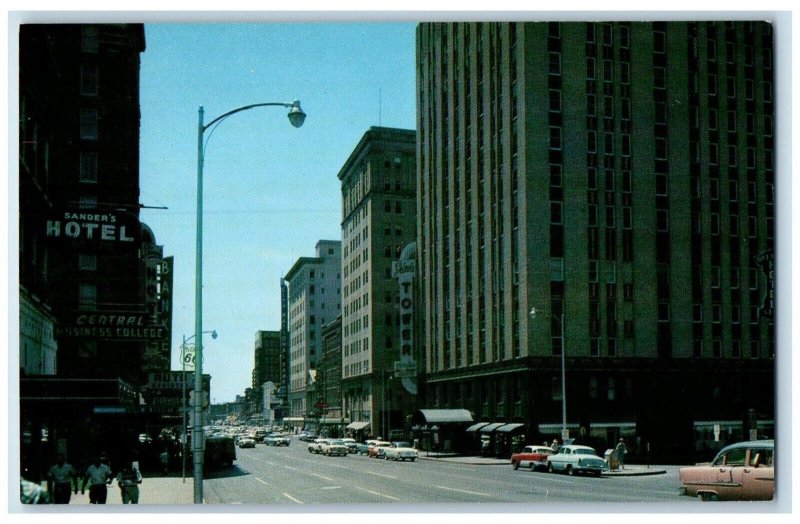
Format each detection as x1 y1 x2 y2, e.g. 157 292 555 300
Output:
510 445 554 471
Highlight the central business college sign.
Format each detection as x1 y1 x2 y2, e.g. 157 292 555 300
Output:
55 312 165 341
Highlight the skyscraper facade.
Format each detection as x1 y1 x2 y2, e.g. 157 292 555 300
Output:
285 240 342 417
338 127 417 437
416 21 775 458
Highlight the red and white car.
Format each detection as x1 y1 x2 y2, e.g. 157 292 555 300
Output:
367 440 393 458
511 445 554 471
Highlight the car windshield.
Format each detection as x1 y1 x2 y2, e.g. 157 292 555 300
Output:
329 439 344 445
574 448 596 455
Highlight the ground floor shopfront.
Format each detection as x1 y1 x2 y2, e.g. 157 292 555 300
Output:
416 357 774 464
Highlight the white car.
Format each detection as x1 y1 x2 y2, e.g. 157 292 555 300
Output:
321 438 348 456
382 442 418 461
546 444 607 476
308 438 328 454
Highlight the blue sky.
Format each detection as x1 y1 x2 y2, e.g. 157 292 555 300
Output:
138 22 417 403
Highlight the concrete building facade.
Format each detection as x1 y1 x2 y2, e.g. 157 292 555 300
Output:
338 127 417 437
416 21 775 460
284 240 342 418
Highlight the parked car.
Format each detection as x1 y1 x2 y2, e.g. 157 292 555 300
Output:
236 436 256 449
382 442 418 461
546 444 606 476
321 438 348 456
341 438 359 454
356 440 376 455
308 438 328 454
511 445 554 471
298 432 318 442
265 435 290 446
678 440 774 501
368 440 393 458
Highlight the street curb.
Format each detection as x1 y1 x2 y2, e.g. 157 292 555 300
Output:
417 456 669 475
602 469 667 477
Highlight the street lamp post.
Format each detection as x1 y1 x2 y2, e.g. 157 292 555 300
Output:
193 100 305 504
181 330 217 483
530 306 567 438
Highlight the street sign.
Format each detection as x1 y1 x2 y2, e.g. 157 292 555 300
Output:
181 343 196 371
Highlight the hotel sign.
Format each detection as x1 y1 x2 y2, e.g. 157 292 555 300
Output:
55 312 165 341
45 209 140 245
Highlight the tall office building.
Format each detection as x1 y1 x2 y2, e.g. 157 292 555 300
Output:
252 330 282 413
416 22 774 458
285 240 342 417
19 24 153 477
338 127 417 437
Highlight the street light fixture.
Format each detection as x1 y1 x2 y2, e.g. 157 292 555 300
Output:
181 330 217 483
193 100 305 504
530 306 567 439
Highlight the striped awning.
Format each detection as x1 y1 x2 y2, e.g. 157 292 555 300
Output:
494 423 526 433
479 422 506 433
465 422 492 433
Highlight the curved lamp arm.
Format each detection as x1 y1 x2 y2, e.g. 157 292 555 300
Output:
202 100 306 132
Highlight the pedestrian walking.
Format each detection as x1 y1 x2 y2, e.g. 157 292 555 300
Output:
159 449 170 475
83 455 113 504
46 454 78 504
614 438 628 470
115 462 142 504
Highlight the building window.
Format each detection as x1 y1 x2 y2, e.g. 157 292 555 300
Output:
607 377 616 401
79 253 97 271
551 202 562 224
79 283 97 310
81 26 99 52
80 109 98 140
80 64 99 96
79 196 97 209
80 152 98 183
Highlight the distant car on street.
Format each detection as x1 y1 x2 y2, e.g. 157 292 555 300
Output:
341 438 359 454
368 440 393 458
511 445 554 471
546 444 607 476
298 433 318 442
237 437 256 448
321 439 348 456
678 440 775 501
382 442 418 461
265 435 290 446
308 438 328 454
356 440 376 455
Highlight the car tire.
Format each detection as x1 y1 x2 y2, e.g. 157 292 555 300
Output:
530 463 537 472
548 463 555 473
566 465 574 476
513 461 519 470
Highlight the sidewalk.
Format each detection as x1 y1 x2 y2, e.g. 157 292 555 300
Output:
417 452 667 476
68 475 195 505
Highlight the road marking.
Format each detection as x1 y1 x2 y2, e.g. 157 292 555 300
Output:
355 486 400 501
253 477 270 486
363 470 398 480
311 473 335 481
321 486 342 490
283 493 304 504
435 485 492 497
283 465 299 471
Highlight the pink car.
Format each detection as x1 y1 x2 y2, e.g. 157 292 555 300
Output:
679 440 774 501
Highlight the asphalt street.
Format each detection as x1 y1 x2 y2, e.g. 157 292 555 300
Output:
202 438 699 508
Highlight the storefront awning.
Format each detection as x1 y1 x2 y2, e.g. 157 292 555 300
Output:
282 417 305 422
346 421 370 430
411 409 474 425
319 417 349 425
494 423 526 434
479 422 506 433
465 422 492 433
